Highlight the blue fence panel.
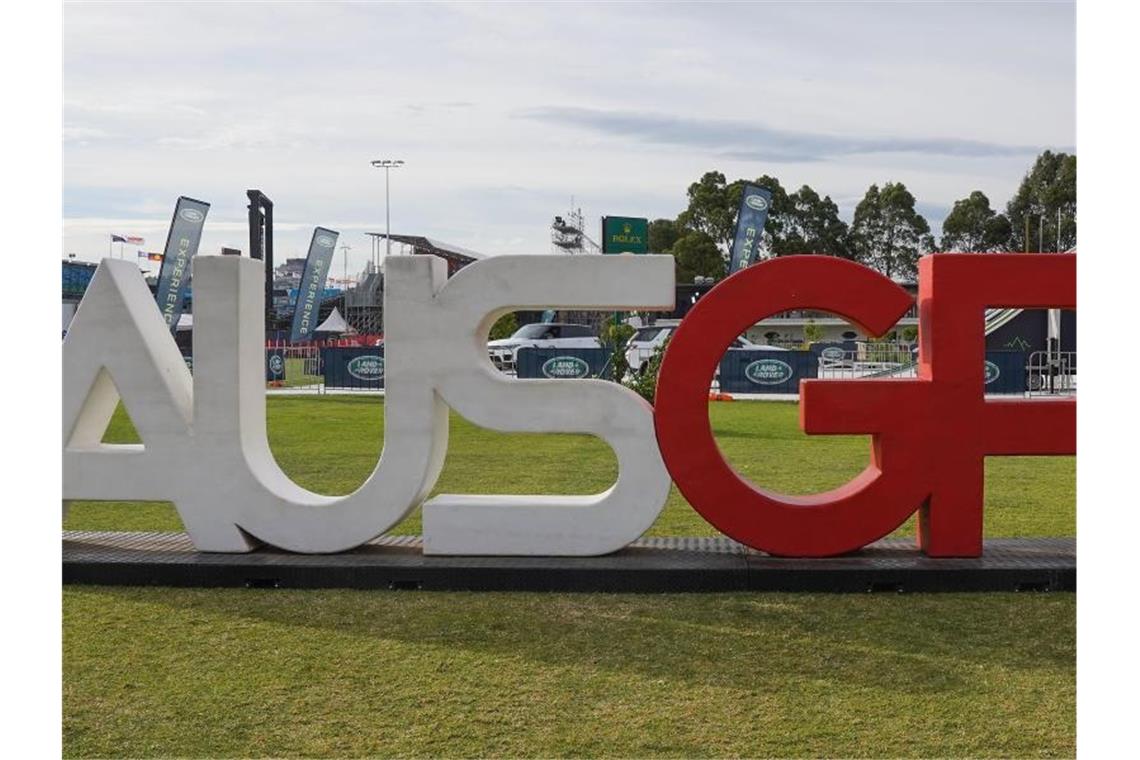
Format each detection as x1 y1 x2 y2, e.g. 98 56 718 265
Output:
720 348 1024 395
808 341 859 361
718 349 816 394
515 347 612 379
984 350 1027 394
266 348 286 382
322 346 385 389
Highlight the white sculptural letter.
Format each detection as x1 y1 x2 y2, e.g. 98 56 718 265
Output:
63 253 675 556
414 254 675 555
64 256 447 552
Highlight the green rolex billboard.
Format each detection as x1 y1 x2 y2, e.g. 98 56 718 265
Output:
601 216 649 254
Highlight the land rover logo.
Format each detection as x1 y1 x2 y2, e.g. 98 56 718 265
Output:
745 195 768 212
744 358 794 386
541 356 590 379
179 207 205 223
820 346 845 361
984 360 1000 385
268 354 284 376
316 235 335 247
347 355 384 381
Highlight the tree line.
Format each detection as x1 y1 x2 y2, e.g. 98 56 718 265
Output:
649 150 1076 283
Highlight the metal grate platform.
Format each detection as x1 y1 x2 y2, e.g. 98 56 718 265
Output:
63 532 1074 593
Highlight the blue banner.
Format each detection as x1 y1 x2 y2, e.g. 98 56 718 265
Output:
717 348 1026 395
515 347 612 379
266 348 286 383
719 349 816 394
290 227 339 342
322 346 384 389
984 350 1027 395
808 341 860 360
154 196 210 332
728 184 772 274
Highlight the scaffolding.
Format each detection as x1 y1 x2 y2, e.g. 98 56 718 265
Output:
551 203 600 255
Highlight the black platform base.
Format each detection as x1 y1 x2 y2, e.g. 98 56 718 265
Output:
63 532 1074 593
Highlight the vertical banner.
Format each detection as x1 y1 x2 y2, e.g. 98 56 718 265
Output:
289 227 339 342
728 184 772 274
154 196 210 332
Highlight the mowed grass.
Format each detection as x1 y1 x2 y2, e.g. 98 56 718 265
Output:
64 395 1075 539
65 589 1074 759
64 397 1076 758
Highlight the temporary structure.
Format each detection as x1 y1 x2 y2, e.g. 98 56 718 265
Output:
314 307 356 335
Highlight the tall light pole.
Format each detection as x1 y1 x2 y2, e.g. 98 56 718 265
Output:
370 159 404 263
339 242 352 289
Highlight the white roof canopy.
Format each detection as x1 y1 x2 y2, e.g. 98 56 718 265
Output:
314 307 355 334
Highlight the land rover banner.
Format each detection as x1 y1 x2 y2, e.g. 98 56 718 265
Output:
154 196 210 332
289 227 340 342
728 184 772 274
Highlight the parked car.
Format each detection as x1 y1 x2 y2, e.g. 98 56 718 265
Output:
488 322 600 373
624 324 788 374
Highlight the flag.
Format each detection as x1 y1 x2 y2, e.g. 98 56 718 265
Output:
137 251 163 262
125 235 145 245
728 185 773 273
111 234 127 243
289 227 339 342
154 197 210 331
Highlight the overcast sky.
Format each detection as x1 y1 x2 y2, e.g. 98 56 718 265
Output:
64 1 1074 274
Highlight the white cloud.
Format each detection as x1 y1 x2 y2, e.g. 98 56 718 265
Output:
63 1 1074 269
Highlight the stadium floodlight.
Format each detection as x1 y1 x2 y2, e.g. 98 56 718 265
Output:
370 159 405 263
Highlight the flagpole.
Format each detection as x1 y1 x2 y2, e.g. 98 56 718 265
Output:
108 235 112 260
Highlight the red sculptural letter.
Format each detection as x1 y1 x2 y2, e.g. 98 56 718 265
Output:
654 254 1075 557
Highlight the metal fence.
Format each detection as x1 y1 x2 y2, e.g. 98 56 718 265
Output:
816 342 918 380
266 345 323 391
1027 351 1077 396
268 341 1076 398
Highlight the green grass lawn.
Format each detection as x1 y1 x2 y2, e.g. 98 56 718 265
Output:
269 356 323 388
64 396 1075 539
63 397 1076 758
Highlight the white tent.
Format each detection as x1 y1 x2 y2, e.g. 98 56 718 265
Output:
314 307 356 335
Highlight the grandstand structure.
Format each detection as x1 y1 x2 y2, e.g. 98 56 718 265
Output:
306 234 488 337
370 233 486 276
328 259 385 337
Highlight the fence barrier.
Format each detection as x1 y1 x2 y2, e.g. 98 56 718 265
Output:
718 349 817 394
261 342 1073 398
266 345 322 390
320 346 385 389
1027 350 1077 396
515 347 612 380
